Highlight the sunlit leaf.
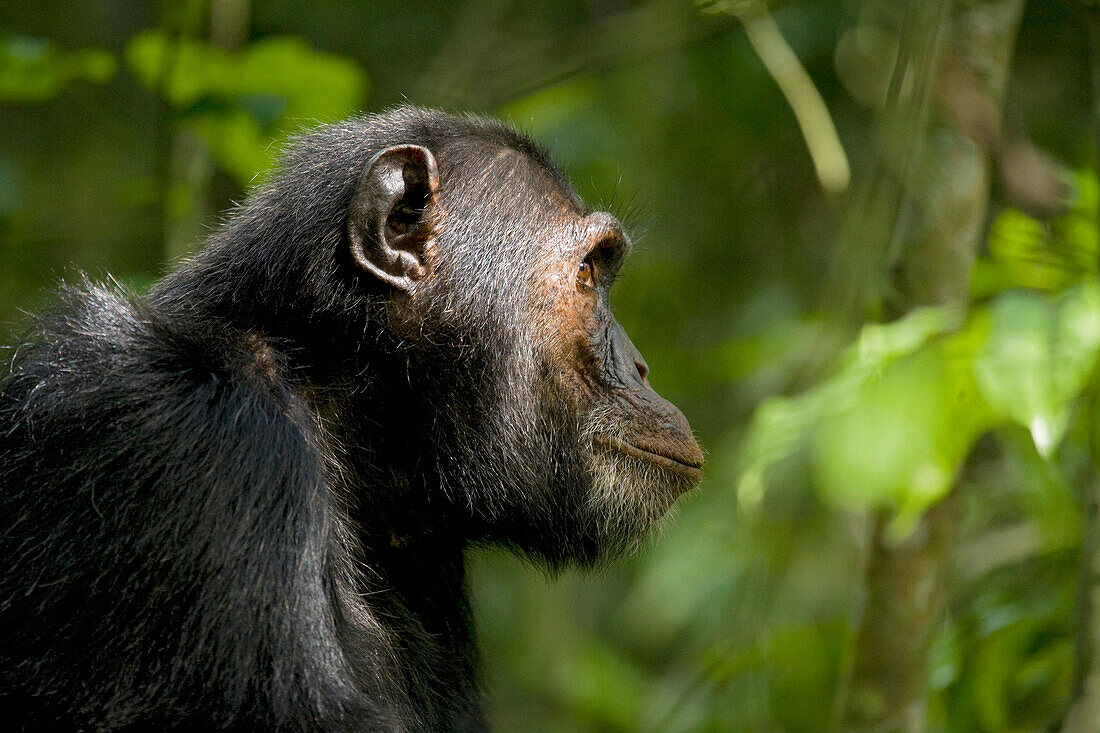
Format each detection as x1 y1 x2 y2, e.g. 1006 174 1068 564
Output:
972 171 1098 298
736 305 963 510
740 278 1100 532
125 31 367 183
811 341 991 536
973 282 1100 457
0 34 116 104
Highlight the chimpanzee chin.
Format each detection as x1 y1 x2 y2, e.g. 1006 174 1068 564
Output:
0 106 703 731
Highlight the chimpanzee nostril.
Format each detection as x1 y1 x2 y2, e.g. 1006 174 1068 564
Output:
634 358 649 386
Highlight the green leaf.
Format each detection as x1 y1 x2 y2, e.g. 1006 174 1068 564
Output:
735 305 963 512
972 171 1098 298
125 32 367 183
0 34 116 104
973 282 1100 457
810 341 991 536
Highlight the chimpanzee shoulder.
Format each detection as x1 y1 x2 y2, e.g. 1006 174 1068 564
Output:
0 283 414 730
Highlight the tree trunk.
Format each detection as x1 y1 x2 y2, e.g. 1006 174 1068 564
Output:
837 1 1026 730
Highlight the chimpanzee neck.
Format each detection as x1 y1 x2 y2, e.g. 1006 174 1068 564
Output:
358 537 483 728
285 348 488 725
328 396 486 727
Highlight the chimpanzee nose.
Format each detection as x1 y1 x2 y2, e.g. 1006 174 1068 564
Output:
612 320 652 389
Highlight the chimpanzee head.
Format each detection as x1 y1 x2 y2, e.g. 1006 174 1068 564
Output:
344 110 704 566
160 108 703 567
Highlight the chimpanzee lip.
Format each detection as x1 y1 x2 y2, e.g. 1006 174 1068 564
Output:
595 435 704 478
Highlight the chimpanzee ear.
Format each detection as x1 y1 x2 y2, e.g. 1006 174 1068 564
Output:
347 145 440 291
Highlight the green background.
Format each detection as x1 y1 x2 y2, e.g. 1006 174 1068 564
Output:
1 1 1097 730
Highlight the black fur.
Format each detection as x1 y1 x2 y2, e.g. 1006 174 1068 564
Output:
0 107 695 731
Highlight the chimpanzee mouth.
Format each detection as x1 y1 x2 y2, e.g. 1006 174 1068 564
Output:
594 435 704 480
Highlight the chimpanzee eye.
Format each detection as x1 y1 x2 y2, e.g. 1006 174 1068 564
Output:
577 260 596 288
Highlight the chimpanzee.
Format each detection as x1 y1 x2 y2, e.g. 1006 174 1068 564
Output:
0 107 703 731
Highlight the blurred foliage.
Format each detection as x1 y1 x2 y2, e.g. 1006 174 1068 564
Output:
0 33 115 103
1 0 1098 731
127 31 366 183
737 191 1100 534
974 171 1098 296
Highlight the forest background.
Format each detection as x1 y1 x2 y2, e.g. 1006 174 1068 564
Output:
2 1 1098 731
